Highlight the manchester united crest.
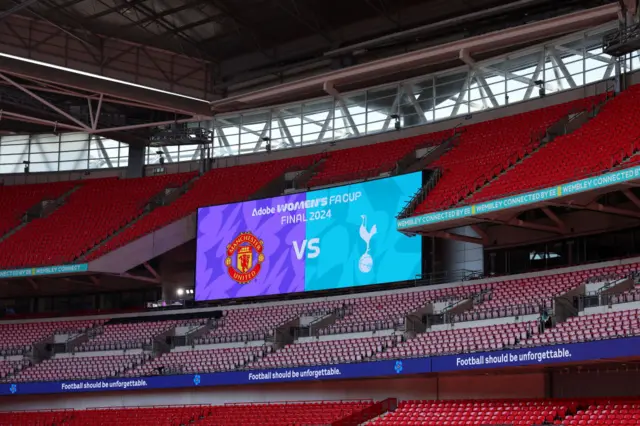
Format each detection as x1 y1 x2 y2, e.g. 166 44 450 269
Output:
225 232 265 284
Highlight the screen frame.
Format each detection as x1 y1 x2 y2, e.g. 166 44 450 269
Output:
194 171 424 302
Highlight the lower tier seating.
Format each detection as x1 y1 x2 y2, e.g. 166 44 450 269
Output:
380 321 538 359
6 399 640 426
326 284 486 334
0 319 103 355
370 399 575 426
6 400 374 426
126 346 268 376
251 336 397 369
413 97 600 215
194 400 374 426
0 410 71 426
523 309 640 347
77 320 180 352
63 406 210 426
10 353 148 382
563 400 640 425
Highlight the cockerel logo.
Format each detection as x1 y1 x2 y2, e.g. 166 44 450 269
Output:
225 232 265 284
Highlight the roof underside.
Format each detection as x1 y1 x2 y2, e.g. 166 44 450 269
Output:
0 0 617 138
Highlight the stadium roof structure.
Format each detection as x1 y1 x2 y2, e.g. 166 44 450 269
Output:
0 0 619 143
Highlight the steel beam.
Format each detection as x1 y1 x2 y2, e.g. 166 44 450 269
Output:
0 54 211 116
402 84 427 124
323 82 360 137
211 5 618 111
0 71 90 130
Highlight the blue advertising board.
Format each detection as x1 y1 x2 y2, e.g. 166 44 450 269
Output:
3 337 640 397
397 165 640 230
431 337 640 372
0 263 88 279
1 358 429 396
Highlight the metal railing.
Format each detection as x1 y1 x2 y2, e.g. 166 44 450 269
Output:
603 22 640 51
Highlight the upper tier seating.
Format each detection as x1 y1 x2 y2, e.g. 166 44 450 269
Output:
307 133 446 187
469 87 640 204
251 336 396 369
126 346 267 376
380 321 538 359
85 156 318 261
11 353 148 382
371 399 575 426
413 97 601 215
0 181 77 238
0 173 195 268
194 401 374 426
0 319 103 355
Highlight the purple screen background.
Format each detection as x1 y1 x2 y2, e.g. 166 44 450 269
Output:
195 193 306 301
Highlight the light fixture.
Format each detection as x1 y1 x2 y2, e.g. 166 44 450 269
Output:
390 114 401 131
176 288 184 296
262 136 271 154
534 80 545 98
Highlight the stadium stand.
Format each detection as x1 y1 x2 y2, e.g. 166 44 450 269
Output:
125 346 268 376
523 309 640 347
0 400 377 426
4 398 640 425
0 410 71 426
196 301 341 344
0 359 29 380
306 133 445 187
379 321 538 359
85 156 319 261
0 172 196 268
456 263 639 322
369 399 575 425
76 320 180 351
10 353 148 382
0 181 77 239
562 400 640 425
251 336 397 369
0 319 103 355
0 95 625 267
468 86 640 204
62 406 210 426
324 284 487 334
193 400 376 425
0 258 636 382
412 97 603 215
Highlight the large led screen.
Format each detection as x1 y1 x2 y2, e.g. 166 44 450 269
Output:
195 172 422 301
